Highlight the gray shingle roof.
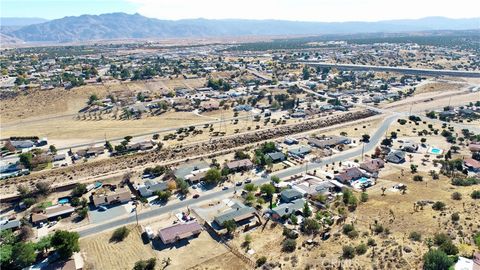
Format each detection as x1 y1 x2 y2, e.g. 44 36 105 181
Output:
214 206 255 226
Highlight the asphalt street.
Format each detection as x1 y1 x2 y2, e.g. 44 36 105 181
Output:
77 114 398 238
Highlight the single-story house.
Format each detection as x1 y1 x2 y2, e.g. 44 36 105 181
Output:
469 144 480 152
214 204 256 227
158 221 203 244
91 188 132 207
137 180 168 197
288 145 312 158
360 159 385 173
0 219 21 231
271 198 305 219
266 151 286 163
464 158 480 172
186 170 207 184
280 189 303 203
199 100 220 111
10 140 35 149
308 136 351 149
225 159 254 171
74 146 104 159
127 141 155 151
31 204 75 225
53 154 66 162
174 161 210 179
386 150 406 164
334 167 364 184
400 141 418 153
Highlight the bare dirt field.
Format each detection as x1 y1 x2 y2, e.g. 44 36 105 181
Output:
80 225 241 270
226 165 479 270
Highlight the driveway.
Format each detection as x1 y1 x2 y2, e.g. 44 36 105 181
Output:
88 204 130 224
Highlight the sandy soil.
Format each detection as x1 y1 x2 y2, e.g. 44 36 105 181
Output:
80 224 239 270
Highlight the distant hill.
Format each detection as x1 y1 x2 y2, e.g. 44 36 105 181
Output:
1 17 49 26
2 13 479 43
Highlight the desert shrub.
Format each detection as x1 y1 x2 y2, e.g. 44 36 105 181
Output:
342 224 355 235
256 256 267 267
282 239 297 252
432 201 446 211
451 192 462 200
409 231 422 242
342 245 356 259
433 233 450 246
111 226 129 242
355 243 367 255
439 241 458 255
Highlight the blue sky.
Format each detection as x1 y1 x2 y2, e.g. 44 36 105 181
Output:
1 0 138 19
1 0 478 21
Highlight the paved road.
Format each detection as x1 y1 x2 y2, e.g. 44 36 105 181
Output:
77 114 398 238
297 62 480 78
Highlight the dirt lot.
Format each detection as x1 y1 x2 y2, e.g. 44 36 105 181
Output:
79 224 245 270
225 165 479 270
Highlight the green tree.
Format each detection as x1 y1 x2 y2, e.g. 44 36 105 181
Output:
175 178 190 195
244 183 257 192
222 220 237 235
270 176 281 184
474 232 480 248
35 235 52 253
19 152 33 170
155 190 172 201
76 207 88 220
302 202 312 217
260 183 275 197
51 230 80 259
205 168 222 185
302 218 320 234
71 183 87 197
12 242 36 268
423 249 453 270
49 145 57 154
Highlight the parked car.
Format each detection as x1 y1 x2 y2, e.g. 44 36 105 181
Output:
245 179 252 184
98 205 108 211
48 221 57 228
193 194 200 199
236 181 243 186
222 186 229 190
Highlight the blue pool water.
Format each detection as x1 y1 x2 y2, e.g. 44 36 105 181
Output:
58 198 70 204
430 148 441 154
358 177 369 183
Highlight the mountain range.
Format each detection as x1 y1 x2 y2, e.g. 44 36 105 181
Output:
1 13 479 43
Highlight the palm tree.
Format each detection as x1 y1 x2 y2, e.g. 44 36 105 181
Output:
381 187 387 196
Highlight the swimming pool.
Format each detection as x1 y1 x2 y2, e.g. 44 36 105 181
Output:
428 147 443 155
58 197 70 204
358 177 369 183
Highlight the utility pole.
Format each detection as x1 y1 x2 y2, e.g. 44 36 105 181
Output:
361 142 365 162
134 201 139 226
